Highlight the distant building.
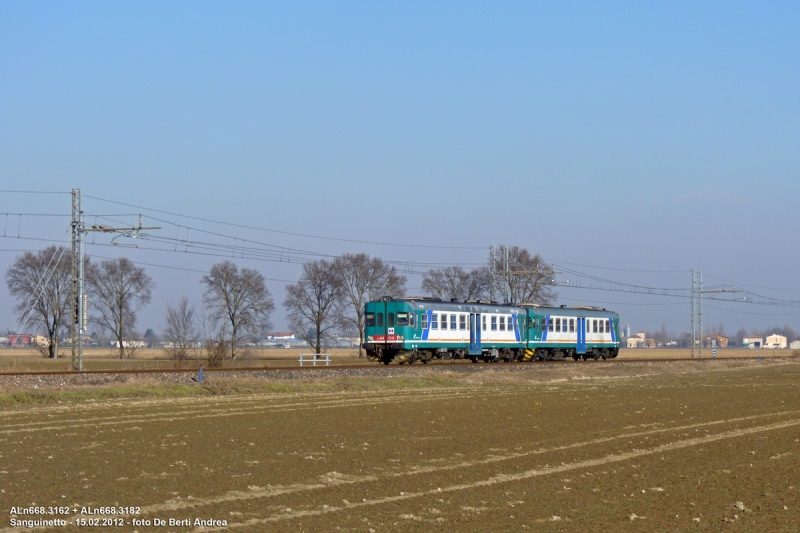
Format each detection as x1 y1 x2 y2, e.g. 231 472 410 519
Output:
742 336 763 349
266 332 296 340
7 334 33 347
110 340 148 348
764 334 787 349
790 340 800 350
626 331 646 348
705 333 729 348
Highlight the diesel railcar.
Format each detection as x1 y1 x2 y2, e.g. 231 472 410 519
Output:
362 297 620 365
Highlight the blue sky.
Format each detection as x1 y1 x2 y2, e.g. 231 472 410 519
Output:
1 1 799 336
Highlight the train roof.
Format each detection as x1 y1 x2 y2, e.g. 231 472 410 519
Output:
371 298 618 317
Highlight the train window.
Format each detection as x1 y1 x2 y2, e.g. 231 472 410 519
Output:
555 318 560 332
459 315 466 330
388 313 395 327
421 313 428 329
396 312 409 326
491 316 497 331
593 319 598 333
606 319 610 333
366 313 375 327
450 314 457 330
431 314 438 329
410 313 415 327
548 318 554 332
569 319 575 332
482 315 486 331
377 313 384 327
509 315 514 331
499 316 505 331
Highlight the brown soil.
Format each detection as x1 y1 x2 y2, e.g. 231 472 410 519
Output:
1 360 799 532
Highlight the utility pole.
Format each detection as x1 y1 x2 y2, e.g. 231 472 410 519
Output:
69 189 160 371
70 189 84 371
690 269 696 359
489 246 495 302
699 271 703 358
689 268 737 359
505 245 511 304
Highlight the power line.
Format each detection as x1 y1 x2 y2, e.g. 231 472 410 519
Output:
704 274 800 291
556 296 687 307
703 303 800 316
84 194 488 250
87 213 484 271
545 258 690 274
0 190 69 194
87 253 296 283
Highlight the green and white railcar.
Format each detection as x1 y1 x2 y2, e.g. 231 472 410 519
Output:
363 297 620 365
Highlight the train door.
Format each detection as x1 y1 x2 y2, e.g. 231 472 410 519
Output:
469 313 482 355
377 300 388 347
576 317 586 354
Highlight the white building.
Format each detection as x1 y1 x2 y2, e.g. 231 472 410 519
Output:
789 340 800 350
626 331 646 348
266 332 296 340
110 340 148 348
764 334 787 349
742 336 763 349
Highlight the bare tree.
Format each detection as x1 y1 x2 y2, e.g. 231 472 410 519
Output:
422 266 487 302
86 257 154 359
4 246 73 358
284 260 342 354
162 296 199 364
487 245 556 304
333 253 406 357
201 261 274 359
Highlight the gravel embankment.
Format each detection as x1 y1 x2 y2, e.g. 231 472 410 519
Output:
0 358 737 390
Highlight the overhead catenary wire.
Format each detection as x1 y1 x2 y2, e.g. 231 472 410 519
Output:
9 191 800 320
0 190 70 194
84 194 488 250
86 212 484 271
87 253 296 283
704 274 800 292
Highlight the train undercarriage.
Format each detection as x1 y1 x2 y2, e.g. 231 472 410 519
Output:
365 345 619 365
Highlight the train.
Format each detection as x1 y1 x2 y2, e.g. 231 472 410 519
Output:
362 297 620 365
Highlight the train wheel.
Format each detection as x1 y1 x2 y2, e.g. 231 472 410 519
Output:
421 359 429 364
383 360 390 365
593 352 601 361
471 356 479 363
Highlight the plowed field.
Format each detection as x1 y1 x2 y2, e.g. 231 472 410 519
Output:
1 360 799 532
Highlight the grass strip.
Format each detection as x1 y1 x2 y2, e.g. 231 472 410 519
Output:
0 375 468 406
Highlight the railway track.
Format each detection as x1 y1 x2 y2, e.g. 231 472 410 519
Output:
0 355 789 377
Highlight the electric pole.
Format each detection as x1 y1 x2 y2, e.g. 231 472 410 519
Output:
69 189 160 371
690 269 737 359
690 269 696 358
